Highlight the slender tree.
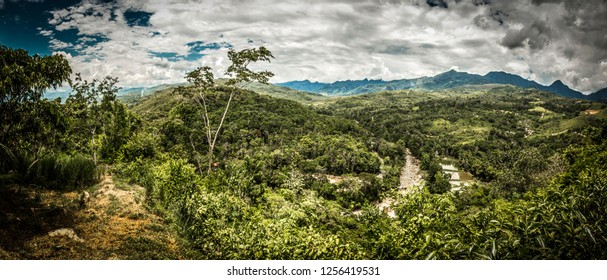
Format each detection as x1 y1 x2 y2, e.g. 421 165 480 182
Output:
66 74 120 165
176 47 274 174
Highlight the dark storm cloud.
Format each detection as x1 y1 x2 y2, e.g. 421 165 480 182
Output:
500 20 552 50
473 8 507 29
477 0 607 91
472 0 491 5
426 0 448 8
530 0 562 5
563 47 575 60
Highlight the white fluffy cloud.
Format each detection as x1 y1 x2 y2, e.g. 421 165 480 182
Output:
44 0 607 93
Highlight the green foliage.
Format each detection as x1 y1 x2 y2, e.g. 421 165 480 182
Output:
65 74 138 164
298 134 381 175
61 58 605 259
33 153 101 190
0 45 72 150
244 82 327 104
381 139 607 259
321 88 606 197
0 143 40 184
112 157 155 187
0 144 100 189
119 131 159 162
428 171 451 194
174 47 275 174
99 102 141 162
0 46 71 104
150 159 198 210
225 46 274 85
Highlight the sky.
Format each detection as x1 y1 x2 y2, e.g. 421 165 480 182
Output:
1 0 606 93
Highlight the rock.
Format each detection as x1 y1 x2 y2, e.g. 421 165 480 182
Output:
48 228 84 242
79 191 90 208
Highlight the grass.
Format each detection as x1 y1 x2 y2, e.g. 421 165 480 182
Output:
0 172 193 259
529 106 549 113
113 178 135 191
459 171 474 181
121 237 178 260
105 194 121 215
245 82 328 104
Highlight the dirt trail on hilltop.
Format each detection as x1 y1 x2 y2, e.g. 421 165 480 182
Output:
0 174 184 259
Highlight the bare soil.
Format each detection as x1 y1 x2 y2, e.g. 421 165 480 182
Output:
0 174 186 259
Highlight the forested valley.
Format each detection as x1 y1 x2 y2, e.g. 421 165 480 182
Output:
2 45 607 259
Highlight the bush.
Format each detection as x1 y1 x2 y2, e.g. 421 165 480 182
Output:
0 144 100 189
33 153 101 190
113 157 154 187
119 131 159 162
150 158 198 209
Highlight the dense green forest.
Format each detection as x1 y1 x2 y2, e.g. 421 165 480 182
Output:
2 45 607 259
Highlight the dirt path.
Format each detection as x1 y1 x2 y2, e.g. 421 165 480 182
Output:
377 149 422 218
399 150 422 192
0 174 184 259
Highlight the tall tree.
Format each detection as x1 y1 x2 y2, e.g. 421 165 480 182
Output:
176 47 274 174
0 45 71 148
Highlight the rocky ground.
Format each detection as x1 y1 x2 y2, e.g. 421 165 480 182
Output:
377 150 423 218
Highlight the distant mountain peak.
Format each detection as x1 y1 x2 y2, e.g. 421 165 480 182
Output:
550 80 566 87
486 71 515 76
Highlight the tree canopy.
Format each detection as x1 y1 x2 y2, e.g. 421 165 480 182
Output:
0 45 71 147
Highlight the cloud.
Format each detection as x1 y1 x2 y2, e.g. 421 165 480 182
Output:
500 20 552 50
426 0 448 9
44 0 607 93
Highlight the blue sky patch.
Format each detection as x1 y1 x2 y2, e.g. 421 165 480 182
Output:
124 10 153 27
0 0 79 55
148 41 232 62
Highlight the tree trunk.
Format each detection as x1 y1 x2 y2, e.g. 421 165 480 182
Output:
207 144 214 175
91 127 97 165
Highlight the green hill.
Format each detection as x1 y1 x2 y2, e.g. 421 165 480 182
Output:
116 84 607 259
243 82 327 103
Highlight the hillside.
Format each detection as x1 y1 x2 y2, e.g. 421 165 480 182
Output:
243 82 328 103
118 84 607 259
588 87 607 102
119 82 327 106
4 75 607 259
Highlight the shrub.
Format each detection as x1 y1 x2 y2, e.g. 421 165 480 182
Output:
119 131 159 162
112 157 154 187
33 153 101 190
150 158 198 209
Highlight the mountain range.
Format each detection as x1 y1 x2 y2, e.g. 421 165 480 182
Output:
276 70 607 101
43 70 606 103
